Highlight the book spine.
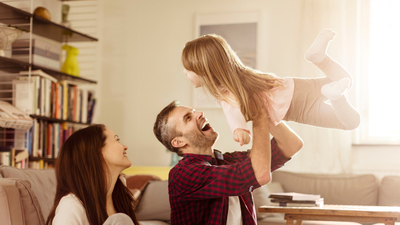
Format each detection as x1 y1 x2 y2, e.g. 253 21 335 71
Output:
62 81 68 120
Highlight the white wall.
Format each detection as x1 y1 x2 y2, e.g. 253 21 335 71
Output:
98 0 400 177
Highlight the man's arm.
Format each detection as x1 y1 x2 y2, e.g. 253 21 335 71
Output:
249 104 271 186
269 121 303 158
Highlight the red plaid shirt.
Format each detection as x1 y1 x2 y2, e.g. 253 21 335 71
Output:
168 138 290 225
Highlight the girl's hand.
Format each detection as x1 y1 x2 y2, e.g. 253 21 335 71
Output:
233 129 252 146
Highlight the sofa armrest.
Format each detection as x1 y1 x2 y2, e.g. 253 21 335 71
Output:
0 179 24 225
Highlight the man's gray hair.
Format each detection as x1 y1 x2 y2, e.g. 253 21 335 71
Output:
153 101 183 156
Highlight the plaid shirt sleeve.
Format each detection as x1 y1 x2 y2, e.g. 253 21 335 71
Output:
222 138 289 172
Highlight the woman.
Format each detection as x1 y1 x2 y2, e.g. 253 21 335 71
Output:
46 124 139 225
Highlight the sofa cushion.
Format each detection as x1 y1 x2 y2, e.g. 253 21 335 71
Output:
0 165 56 221
0 179 24 225
272 171 379 205
135 180 170 221
378 176 400 206
125 174 162 210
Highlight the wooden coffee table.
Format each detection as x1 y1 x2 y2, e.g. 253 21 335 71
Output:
259 205 400 225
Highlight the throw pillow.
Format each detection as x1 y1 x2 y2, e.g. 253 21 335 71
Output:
0 166 56 221
9 178 44 225
378 176 400 206
135 180 170 221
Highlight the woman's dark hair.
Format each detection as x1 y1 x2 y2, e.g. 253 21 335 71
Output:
46 124 139 225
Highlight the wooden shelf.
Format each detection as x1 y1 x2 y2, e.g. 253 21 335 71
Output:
30 115 91 125
30 157 56 162
0 56 97 84
0 2 98 43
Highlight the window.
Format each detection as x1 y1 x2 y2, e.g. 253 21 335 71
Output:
357 0 400 144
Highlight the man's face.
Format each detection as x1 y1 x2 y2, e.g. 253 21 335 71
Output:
169 106 218 154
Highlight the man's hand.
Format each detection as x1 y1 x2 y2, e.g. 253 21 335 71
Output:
269 121 303 158
233 129 251 146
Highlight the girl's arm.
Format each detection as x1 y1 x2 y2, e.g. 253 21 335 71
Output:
219 100 249 133
219 100 251 145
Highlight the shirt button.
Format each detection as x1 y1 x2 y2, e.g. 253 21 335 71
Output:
249 186 254 192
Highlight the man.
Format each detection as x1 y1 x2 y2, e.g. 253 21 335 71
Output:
153 100 303 225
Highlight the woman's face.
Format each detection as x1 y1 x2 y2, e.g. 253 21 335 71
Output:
102 128 131 173
183 68 203 88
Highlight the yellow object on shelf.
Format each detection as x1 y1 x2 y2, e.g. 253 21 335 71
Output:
61 44 80 77
123 166 172 181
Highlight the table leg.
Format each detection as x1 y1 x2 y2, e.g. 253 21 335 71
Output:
286 218 294 225
384 220 395 225
296 220 303 225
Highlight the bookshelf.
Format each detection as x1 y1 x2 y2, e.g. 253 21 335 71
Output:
0 2 98 43
0 1 98 169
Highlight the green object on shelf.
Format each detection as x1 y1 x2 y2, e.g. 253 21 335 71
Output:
61 44 80 77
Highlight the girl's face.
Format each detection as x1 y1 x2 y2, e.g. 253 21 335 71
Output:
183 68 203 88
102 128 131 173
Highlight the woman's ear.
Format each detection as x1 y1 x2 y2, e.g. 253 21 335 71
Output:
171 137 186 148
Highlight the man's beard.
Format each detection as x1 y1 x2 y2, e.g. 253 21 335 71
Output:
183 130 218 149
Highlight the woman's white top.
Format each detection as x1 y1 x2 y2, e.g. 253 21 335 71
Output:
53 193 90 225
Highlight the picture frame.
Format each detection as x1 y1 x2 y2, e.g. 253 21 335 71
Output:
192 12 260 108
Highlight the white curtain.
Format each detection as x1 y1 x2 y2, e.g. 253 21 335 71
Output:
279 0 366 174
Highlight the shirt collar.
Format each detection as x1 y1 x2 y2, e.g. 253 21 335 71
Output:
182 149 224 165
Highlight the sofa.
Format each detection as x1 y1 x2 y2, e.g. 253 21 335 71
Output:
2 165 400 225
254 171 400 225
0 165 169 225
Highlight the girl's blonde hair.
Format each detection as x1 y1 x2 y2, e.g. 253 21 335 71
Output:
182 34 282 121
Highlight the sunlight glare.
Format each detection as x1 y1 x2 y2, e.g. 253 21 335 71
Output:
368 0 400 138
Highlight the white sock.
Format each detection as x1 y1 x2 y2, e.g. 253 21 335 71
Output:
305 29 336 63
321 78 350 100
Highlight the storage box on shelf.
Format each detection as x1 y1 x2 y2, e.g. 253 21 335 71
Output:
12 35 62 71
0 1 98 169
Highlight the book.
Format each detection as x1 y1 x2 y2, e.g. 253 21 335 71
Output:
19 70 58 83
14 149 29 163
0 151 11 166
80 89 88 123
271 201 324 207
12 77 36 115
31 119 40 157
270 197 324 207
14 129 29 150
0 146 12 166
19 70 58 117
59 80 78 120
269 192 321 201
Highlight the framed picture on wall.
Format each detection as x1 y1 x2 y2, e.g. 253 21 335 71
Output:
192 12 260 108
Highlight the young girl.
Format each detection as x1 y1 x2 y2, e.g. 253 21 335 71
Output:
182 29 360 145
46 124 139 225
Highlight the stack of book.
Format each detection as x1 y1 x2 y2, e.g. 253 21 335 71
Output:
269 192 324 207
12 69 95 123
